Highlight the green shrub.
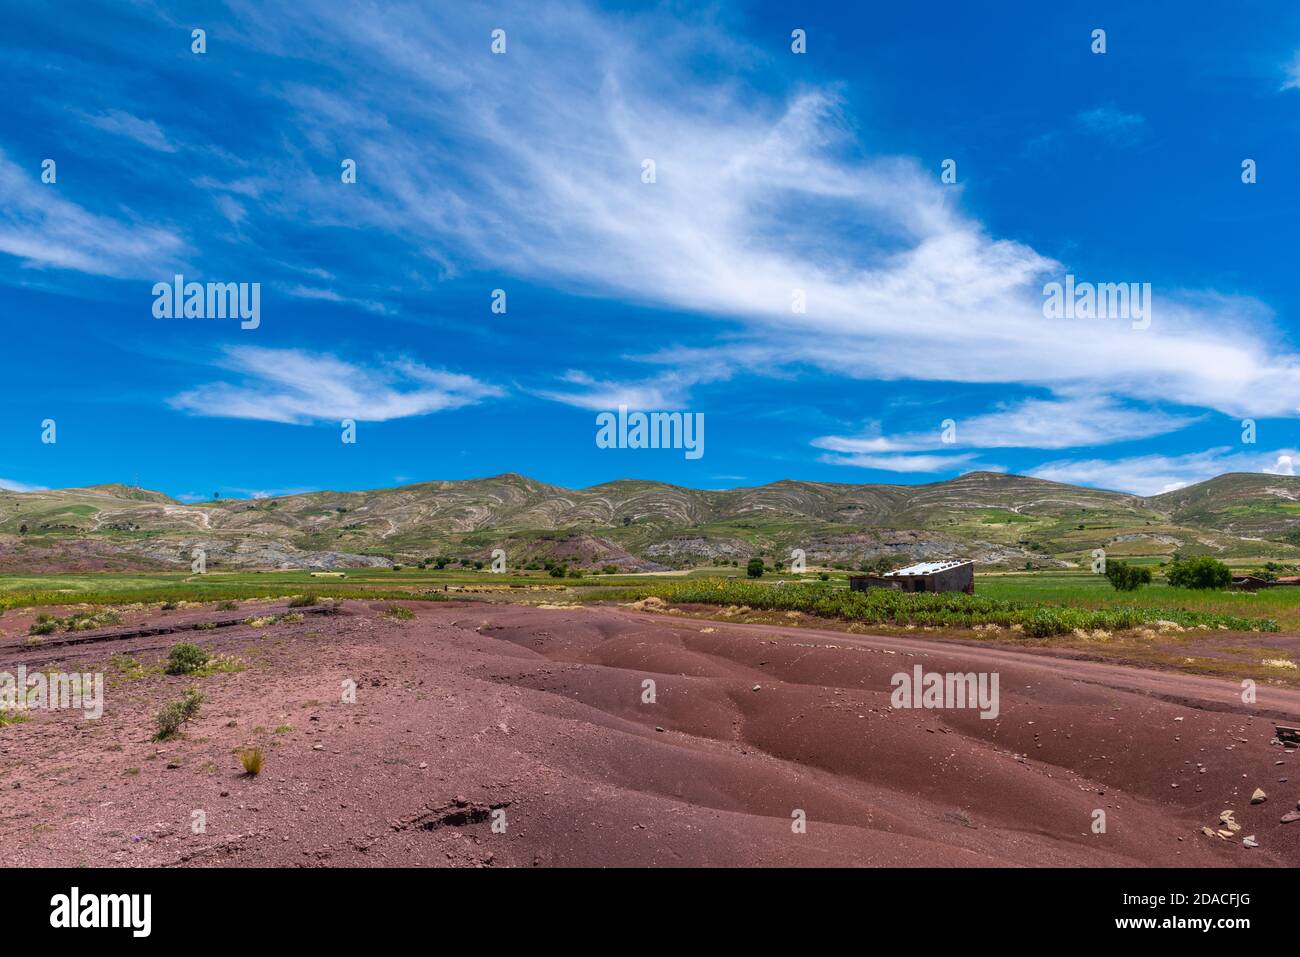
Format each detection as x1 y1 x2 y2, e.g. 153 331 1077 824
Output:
239 747 264 776
604 578 1274 636
165 642 210 675
1104 560 1152 592
1166 556 1231 590
154 688 204 740
746 559 764 579
383 604 415 621
288 594 318 608
28 610 120 635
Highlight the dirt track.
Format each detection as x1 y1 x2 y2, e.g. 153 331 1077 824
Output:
2 599 1298 867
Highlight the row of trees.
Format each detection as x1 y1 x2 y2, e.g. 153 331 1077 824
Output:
1104 555 1231 592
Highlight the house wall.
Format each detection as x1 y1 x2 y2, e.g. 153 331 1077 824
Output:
931 563 975 594
849 565 974 594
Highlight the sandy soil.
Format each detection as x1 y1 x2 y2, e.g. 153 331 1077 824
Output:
1 599 1298 867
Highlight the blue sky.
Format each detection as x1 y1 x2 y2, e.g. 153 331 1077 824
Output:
2 0 1299 500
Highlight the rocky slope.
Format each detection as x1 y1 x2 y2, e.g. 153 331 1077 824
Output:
0 471 1296 571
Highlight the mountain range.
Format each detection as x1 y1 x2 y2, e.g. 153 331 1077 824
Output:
2 471 1298 573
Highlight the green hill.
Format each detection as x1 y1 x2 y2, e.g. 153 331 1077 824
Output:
1 471 1296 572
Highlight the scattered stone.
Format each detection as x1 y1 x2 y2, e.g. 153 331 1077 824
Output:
1243 835 1258 848
1279 811 1300 824
1251 788 1267 804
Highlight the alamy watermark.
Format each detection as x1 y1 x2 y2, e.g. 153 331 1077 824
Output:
152 275 260 330
1042 274 1150 330
595 405 704 460
1 666 103 719
50 887 150 937
891 665 999 720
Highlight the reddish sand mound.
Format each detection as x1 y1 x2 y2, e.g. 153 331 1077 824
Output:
1 600 1296 867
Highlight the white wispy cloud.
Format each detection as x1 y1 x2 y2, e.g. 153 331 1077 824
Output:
82 109 178 153
818 451 982 473
168 347 503 424
814 395 1199 461
0 151 186 277
0 478 46 492
533 360 733 411
285 284 393 315
534 372 691 412
1281 52 1300 91
220 0 1300 422
1076 106 1145 137
1029 447 1300 496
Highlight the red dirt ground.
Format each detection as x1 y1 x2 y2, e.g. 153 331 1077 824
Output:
1 599 1298 867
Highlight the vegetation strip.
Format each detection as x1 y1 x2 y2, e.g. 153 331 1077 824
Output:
606 579 1279 636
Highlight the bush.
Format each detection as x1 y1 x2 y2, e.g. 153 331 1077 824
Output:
154 688 204 740
383 603 415 621
1104 560 1152 592
29 610 121 635
239 747 264 776
549 566 566 578
1166 556 1231 590
746 558 764 579
605 578 1275 637
288 594 318 608
165 642 210 675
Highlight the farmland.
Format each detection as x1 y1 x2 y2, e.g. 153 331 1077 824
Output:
3 564 1297 630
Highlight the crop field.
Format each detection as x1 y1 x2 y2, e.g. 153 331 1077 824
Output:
2 567 1298 635
0 566 699 610
979 571 1300 630
602 577 1280 636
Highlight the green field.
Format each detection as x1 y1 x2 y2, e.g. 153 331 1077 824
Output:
599 577 1278 636
0 566 685 610
979 571 1300 630
1 567 1296 634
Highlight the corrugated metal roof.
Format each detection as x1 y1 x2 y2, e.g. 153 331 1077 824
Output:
884 560 972 577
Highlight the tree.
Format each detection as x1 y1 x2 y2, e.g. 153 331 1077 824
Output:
746 558 764 578
1104 560 1152 592
18 523 27 535
1165 556 1231 590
